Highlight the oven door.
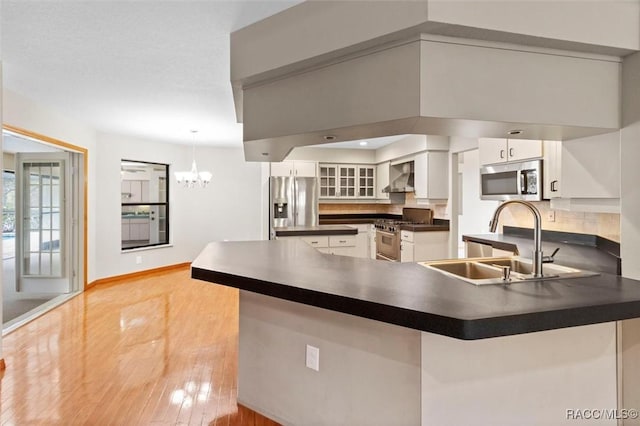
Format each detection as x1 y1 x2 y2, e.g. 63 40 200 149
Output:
376 230 399 261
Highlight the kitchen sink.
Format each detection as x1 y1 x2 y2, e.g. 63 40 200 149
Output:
420 257 599 285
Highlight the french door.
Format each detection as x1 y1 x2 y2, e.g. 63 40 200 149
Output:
15 152 73 293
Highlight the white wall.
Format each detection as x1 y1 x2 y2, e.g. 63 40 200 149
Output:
458 150 499 250
95 133 263 279
2 88 99 283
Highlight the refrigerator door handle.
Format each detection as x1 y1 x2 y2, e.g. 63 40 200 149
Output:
292 178 298 226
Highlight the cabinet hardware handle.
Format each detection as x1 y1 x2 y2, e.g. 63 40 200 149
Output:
551 180 558 192
339 240 346 243
500 150 505 159
509 148 514 158
311 241 318 244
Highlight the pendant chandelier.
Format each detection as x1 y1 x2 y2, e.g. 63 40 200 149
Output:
174 130 212 188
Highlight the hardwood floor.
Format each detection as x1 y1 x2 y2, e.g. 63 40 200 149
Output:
0 267 279 425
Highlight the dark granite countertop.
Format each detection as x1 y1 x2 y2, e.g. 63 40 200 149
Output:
463 226 620 275
274 225 357 237
319 214 400 225
400 219 450 232
192 238 640 341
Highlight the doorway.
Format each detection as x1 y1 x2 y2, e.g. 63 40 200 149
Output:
2 128 85 331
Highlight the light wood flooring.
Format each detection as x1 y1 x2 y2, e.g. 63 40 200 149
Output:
0 266 279 425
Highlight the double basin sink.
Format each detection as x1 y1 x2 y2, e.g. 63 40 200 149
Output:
419 257 599 285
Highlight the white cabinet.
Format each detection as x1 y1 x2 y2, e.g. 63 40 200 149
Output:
357 166 376 198
121 179 150 203
319 164 338 197
369 224 376 259
543 140 562 199
338 165 357 197
400 230 450 262
414 152 448 200
270 161 317 177
400 240 415 262
376 162 390 200
122 217 150 241
560 132 619 199
319 163 376 199
479 138 543 165
279 233 357 257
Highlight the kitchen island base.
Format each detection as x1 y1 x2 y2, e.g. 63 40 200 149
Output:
240 291 617 426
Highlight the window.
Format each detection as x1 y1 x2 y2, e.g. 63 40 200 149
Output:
121 160 169 250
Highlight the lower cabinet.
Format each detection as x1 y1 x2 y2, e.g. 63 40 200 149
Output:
400 230 450 263
279 234 357 257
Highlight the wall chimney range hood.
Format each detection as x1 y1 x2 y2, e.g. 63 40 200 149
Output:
383 161 415 193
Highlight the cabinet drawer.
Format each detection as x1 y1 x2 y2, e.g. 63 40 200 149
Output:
400 230 414 242
300 236 329 248
329 235 356 247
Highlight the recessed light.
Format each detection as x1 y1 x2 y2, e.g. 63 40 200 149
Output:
323 135 336 141
359 141 368 146
508 130 523 136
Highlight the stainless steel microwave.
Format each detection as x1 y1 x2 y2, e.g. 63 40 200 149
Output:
480 159 542 201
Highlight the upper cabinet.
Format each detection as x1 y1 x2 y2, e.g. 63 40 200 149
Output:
376 162 390 200
414 152 449 200
319 163 375 199
479 138 543 165
270 161 317 177
543 140 562 199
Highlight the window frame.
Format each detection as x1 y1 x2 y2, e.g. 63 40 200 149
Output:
120 159 170 251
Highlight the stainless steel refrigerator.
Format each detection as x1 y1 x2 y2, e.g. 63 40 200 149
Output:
269 176 319 239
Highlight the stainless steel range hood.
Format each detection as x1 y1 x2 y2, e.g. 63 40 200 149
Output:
383 162 415 193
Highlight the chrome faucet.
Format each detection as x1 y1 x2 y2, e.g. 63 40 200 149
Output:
489 200 543 278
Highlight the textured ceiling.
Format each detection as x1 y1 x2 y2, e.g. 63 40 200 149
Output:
1 0 302 147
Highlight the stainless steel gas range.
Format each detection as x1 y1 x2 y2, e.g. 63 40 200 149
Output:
374 208 433 261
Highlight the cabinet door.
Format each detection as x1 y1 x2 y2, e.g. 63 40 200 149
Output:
507 139 543 162
338 166 357 197
319 164 338 198
121 221 130 241
129 180 143 203
376 162 389 199
270 161 293 176
357 166 376 198
369 225 377 259
400 241 414 262
543 140 562 199
293 161 317 177
141 180 150 203
478 138 508 165
121 181 132 202
414 152 448 200
330 246 357 257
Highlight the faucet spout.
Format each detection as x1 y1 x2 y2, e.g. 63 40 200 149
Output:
489 200 543 278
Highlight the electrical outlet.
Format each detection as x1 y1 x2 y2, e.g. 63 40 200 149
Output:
136 255 142 265
306 344 319 371
547 210 556 223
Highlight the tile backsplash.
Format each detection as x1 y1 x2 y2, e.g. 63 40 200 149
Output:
320 199 620 242
496 201 620 243
319 193 448 219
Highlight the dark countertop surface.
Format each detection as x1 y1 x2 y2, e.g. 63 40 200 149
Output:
399 224 450 232
275 225 357 237
319 214 400 225
192 238 640 340
463 227 620 275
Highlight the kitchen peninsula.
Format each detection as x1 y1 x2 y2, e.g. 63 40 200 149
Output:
191 239 640 425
